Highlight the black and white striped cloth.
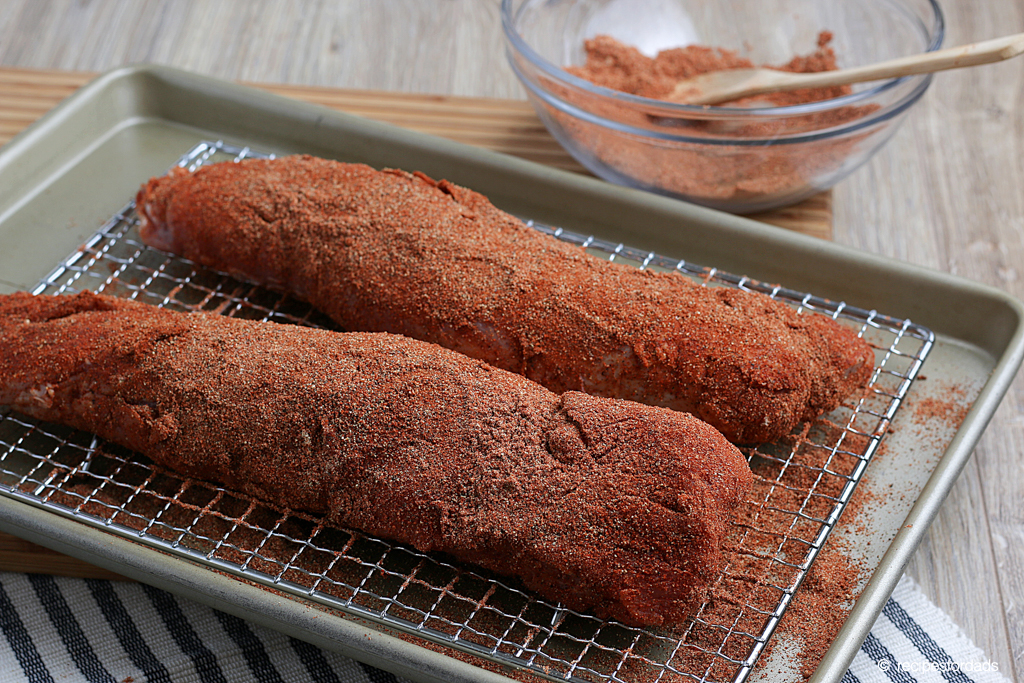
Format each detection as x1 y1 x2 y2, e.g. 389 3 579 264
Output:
0 572 410 683
844 576 1009 683
0 572 1009 683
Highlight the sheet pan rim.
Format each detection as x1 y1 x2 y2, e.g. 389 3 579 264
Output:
0 62 1022 683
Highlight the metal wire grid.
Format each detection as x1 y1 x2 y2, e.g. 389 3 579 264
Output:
0 141 933 683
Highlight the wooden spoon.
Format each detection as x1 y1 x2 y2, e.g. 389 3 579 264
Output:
668 32 1024 106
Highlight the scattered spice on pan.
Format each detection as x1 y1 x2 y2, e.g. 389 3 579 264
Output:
756 547 863 679
911 382 971 429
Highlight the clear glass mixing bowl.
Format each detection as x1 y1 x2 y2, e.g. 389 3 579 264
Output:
502 0 944 214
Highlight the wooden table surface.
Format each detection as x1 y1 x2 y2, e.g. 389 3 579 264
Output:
0 1 1021 678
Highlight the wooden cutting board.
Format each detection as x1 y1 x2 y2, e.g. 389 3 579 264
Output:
0 66 831 579
0 68 832 236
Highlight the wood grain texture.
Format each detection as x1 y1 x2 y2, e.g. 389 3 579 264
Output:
0 530 128 580
831 2 1024 675
0 0 1021 677
0 67 831 237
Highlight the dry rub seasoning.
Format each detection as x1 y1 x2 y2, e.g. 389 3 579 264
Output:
568 32 849 107
560 33 879 206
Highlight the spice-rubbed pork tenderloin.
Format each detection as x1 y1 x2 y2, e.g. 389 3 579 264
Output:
136 156 874 444
0 291 753 627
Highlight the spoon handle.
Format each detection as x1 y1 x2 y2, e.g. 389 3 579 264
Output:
775 31 1024 91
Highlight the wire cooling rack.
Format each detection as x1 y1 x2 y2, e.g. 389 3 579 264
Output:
0 141 933 683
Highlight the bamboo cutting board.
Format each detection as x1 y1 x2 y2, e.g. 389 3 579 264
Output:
0 68 832 236
0 66 831 579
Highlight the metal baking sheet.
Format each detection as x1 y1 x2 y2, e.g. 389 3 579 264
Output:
0 66 1021 683
3 139 932 683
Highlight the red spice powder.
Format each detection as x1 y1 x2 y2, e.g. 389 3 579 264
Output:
757 547 862 679
550 33 879 208
567 31 849 107
911 387 971 429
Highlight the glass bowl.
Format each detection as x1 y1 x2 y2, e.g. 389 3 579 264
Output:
501 0 944 214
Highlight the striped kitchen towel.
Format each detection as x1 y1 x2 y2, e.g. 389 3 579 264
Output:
0 571 1011 683
0 571 411 683
844 576 1009 683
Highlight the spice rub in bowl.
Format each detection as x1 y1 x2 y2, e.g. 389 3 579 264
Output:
567 32 852 108
561 32 880 202
501 0 943 212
